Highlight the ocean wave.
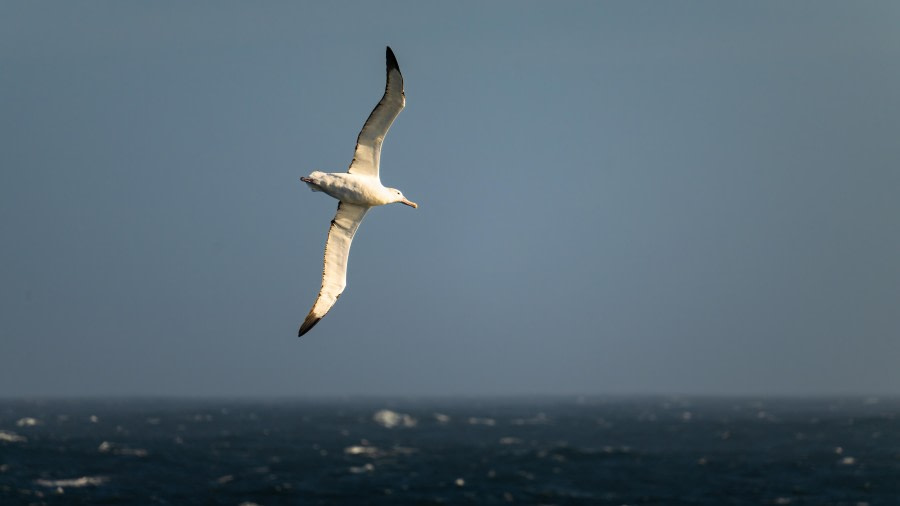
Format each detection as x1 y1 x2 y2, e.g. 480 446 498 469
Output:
345 444 380 456
511 412 551 425
373 409 417 428
348 463 375 474
0 430 27 443
344 442 419 458
34 476 108 488
98 441 148 457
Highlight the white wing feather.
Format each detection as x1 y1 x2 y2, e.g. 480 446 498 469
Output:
299 202 368 336
347 47 405 179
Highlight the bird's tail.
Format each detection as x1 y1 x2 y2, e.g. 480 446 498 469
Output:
300 176 322 192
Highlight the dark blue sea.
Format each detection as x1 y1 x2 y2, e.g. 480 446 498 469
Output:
1 397 898 505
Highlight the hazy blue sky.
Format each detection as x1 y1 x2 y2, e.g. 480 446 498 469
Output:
2 1 898 397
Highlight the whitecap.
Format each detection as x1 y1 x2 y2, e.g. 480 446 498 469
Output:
16 417 40 427
498 437 522 445
344 445 380 456
373 409 417 428
433 413 451 423
0 430 27 443
34 476 107 488
97 441 148 457
468 417 496 426
348 463 375 474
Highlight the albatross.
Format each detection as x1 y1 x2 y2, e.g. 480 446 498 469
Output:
298 47 417 337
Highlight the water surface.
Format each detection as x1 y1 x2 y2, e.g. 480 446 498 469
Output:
1 397 897 505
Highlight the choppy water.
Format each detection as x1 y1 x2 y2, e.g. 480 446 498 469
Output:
1 397 898 505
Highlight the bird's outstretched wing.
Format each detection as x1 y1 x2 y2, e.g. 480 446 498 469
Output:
347 46 405 179
299 202 369 336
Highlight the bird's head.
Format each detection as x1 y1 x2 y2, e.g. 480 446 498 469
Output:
388 188 418 208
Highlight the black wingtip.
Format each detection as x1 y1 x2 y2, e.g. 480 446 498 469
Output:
386 46 399 72
298 315 321 337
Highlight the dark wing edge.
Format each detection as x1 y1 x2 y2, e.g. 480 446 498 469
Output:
347 46 405 177
298 307 327 337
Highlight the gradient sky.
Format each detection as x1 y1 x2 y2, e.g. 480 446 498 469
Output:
2 1 899 397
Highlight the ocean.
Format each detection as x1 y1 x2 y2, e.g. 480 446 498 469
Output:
1 397 897 505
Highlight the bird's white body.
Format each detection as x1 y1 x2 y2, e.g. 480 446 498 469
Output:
303 171 411 208
297 47 416 337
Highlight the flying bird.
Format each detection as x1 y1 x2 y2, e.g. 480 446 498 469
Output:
298 47 417 337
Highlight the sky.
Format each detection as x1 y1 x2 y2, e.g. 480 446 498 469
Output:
1 1 899 398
